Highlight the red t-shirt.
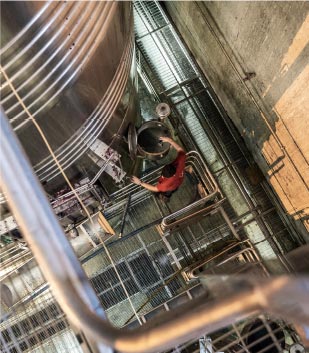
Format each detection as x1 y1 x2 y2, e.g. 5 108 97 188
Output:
157 151 186 192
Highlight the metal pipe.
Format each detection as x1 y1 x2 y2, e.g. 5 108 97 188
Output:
161 152 221 229
1 110 309 353
218 206 240 240
184 240 252 278
108 217 162 247
162 199 224 232
119 194 131 238
0 108 107 315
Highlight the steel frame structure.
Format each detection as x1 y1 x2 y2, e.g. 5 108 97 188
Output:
1 108 309 353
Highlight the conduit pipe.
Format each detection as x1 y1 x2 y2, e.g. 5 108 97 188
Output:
0 109 308 353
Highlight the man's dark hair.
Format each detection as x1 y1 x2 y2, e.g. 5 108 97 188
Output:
161 164 176 178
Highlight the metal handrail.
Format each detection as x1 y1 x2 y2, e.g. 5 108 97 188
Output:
109 150 219 205
189 248 269 280
161 151 222 231
185 240 267 274
1 110 308 353
161 199 225 232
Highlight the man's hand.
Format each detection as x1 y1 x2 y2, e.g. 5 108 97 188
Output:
159 136 184 153
130 175 159 192
159 136 173 144
131 176 141 185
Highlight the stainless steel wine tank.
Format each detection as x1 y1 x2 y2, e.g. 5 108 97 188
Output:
0 1 138 190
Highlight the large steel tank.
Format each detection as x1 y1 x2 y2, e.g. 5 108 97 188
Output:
0 1 138 193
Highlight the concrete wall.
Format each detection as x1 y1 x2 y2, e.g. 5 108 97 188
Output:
164 1 309 239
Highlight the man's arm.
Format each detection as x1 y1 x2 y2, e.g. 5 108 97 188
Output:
159 136 184 153
131 176 159 192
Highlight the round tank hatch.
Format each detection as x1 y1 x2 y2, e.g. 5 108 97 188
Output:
128 123 138 160
289 344 305 353
137 121 171 160
156 103 171 120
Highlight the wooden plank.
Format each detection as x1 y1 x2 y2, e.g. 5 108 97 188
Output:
98 212 115 235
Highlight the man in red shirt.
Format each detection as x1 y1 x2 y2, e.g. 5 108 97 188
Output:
131 137 186 200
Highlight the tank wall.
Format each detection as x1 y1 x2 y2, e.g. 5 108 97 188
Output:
1 1 138 185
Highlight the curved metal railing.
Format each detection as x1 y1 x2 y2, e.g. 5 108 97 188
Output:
160 151 222 231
